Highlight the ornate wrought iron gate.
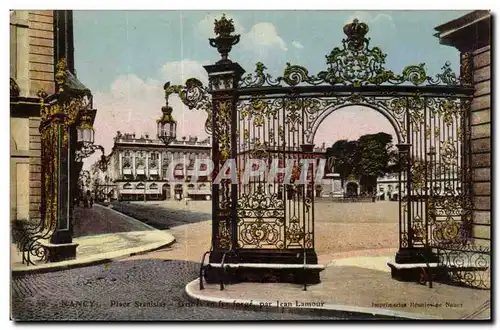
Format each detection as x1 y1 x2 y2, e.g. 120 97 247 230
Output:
14 58 90 265
172 16 489 287
13 99 61 265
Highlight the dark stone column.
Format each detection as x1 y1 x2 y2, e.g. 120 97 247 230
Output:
204 62 245 265
45 116 78 262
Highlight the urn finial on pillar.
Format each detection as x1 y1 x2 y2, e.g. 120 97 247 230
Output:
209 14 241 65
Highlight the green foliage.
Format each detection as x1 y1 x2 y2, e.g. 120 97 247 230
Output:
325 139 359 186
325 132 398 190
356 132 393 177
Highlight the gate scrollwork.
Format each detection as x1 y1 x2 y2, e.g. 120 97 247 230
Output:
167 15 486 287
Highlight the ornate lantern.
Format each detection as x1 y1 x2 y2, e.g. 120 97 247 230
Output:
157 82 177 145
77 109 95 144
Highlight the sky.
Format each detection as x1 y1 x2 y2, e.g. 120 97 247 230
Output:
72 10 471 166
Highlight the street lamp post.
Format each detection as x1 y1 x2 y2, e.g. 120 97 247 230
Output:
155 82 178 202
157 82 177 146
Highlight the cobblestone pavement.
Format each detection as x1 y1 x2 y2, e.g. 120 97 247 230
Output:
74 204 153 238
110 201 210 230
11 260 367 321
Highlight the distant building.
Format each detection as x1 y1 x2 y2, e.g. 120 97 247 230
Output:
106 132 211 201
376 172 461 201
376 174 401 201
106 134 461 202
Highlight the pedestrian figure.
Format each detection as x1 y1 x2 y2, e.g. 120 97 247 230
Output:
85 190 92 208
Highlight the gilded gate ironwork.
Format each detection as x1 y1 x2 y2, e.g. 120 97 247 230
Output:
13 90 62 265
14 58 92 265
170 16 488 286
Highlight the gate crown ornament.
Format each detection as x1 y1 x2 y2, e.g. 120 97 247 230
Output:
209 14 241 64
239 18 461 88
343 19 369 51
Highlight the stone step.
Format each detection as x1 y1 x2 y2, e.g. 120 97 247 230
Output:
208 263 325 270
388 260 488 271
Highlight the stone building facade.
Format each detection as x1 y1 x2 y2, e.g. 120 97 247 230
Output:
10 10 56 223
107 132 212 201
435 10 491 247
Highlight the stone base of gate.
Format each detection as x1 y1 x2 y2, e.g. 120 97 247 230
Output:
42 242 79 263
395 248 438 264
205 249 324 285
388 261 439 282
390 248 439 282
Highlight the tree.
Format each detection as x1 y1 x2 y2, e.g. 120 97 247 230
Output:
326 132 397 193
355 132 394 194
325 139 359 188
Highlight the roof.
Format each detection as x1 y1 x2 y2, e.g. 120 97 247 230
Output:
65 70 92 96
434 10 491 34
434 10 491 47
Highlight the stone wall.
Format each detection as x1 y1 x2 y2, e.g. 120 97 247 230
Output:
10 10 54 222
469 46 491 246
29 10 54 222
28 10 55 96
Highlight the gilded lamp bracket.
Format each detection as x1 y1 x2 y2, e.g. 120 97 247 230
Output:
38 57 94 133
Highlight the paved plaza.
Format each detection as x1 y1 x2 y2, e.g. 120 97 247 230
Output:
11 204 175 272
120 199 399 265
73 204 154 237
11 199 490 320
11 260 364 320
187 256 490 320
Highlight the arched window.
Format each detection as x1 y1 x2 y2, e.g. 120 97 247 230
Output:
136 182 145 189
149 183 158 189
123 182 132 189
187 184 195 190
